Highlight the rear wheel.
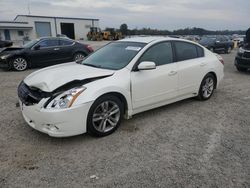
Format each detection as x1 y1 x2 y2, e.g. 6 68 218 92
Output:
74 53 85 62
236 66 248 72
87 95 124 137
11 57 28 71
197 74 216 100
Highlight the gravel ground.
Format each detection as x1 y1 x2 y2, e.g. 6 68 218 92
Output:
0 48 249 188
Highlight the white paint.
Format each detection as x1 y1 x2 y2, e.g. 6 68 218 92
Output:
20 37 224 137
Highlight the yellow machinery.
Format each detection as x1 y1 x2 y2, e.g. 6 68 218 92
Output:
87 27 123 41
102 28 122 40
87 27 103 41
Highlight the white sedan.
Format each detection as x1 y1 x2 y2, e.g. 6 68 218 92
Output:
18 37 224 137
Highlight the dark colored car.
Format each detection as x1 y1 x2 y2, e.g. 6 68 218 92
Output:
0 40 13 48
235 28 250 72
199 36 234 54
0 37 94 71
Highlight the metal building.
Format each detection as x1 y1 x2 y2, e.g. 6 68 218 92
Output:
0 15 99 44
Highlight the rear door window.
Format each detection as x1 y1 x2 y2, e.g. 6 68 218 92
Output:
38 39 59 48
197 46 204 57
174 41 200 61
60 39 74 46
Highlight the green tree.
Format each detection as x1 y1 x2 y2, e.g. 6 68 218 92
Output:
120 24 128 36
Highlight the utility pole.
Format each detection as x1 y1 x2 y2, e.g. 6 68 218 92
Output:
27 0 31 15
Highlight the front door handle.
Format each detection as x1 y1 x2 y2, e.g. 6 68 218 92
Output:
54 48 60 51
168 71 177 76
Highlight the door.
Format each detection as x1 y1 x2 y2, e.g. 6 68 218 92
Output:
173 41 206 96
35 22 52 37
58 39 75 62
60 23 75 39
215 36 225 50
131 42 178 109
4 30 11 40
29 39 61 67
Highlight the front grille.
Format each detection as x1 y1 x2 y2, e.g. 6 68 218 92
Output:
18 81 43 106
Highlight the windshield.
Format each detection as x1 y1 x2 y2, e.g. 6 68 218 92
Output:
81 42 146 70
22 39 39 48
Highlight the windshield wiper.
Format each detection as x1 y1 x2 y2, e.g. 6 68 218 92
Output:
82 63 102 68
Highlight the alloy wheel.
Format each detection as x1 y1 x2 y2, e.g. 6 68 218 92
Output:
13 57 27 71
202 77 214 98
92 101 121 133
74 53 85 61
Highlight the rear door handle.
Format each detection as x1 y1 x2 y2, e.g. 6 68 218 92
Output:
54 48 60 51
168 71 177 76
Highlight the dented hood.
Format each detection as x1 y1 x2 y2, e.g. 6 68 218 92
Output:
24 62 114 92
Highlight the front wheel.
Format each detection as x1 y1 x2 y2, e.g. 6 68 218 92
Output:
87 95 124 137
11 57 28 71
197 74 216 101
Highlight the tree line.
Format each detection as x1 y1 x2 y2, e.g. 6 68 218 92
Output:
119 24 246 36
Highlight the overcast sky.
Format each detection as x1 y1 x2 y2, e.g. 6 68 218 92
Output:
0 0 249 30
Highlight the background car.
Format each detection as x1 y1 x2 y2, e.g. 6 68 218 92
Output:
0 37 94 71
235 28 250 72
199 36 234 53
0 40 13 48
18 37 224 137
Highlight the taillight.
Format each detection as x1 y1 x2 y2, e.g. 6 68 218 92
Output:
216 54 224 65
86 45 94 52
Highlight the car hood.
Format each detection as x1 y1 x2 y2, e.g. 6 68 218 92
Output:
0 47 24 55
24 62 114 92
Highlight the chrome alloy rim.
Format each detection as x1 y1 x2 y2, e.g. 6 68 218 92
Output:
13 58 27 71
92 101 120 133
202 77 214 98
75 54 85 61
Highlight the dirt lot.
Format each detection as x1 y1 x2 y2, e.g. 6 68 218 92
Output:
0 47 249 188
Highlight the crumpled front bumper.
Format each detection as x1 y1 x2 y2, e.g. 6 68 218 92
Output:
20 101 93 137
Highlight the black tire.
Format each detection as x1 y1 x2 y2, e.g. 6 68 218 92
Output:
197 73 216 101
11 57 28 71
87 95 124 137
236 66 248 72
73 52 85 62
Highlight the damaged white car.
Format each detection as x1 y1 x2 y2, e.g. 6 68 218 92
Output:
18 37 224 137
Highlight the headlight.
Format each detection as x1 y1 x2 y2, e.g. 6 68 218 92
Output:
238 47 245 54
46 86 86 109
0 54 11 59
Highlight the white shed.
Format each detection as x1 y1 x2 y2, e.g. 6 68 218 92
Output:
0 15 99 45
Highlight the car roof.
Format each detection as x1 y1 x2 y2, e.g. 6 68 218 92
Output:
120 36 170 44
119 36 194 44
38 37 72 41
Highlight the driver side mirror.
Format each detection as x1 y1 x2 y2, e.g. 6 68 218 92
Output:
34 45 40 50
138 61 156 71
